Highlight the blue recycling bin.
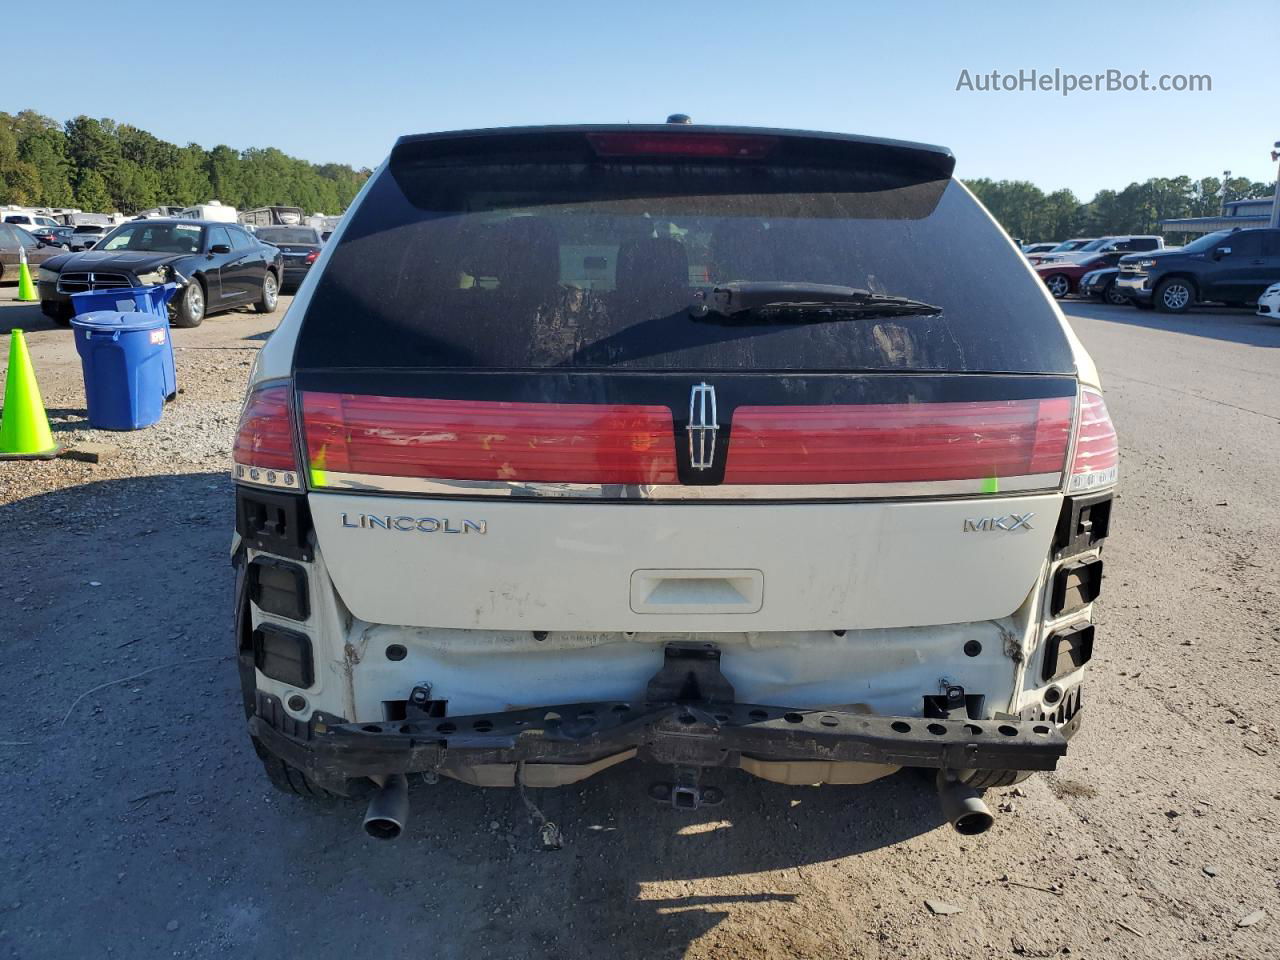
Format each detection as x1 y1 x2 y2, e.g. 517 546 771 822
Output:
71 310 178 430
70 282 178 318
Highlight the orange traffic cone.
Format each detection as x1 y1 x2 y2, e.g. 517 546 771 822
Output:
0 329 62 459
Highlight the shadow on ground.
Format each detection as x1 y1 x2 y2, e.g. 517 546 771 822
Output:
0 472 944 959
0 298 61 335
1064 298 1280 347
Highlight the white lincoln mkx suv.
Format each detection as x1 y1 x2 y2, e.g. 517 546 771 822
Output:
230 122 1118 839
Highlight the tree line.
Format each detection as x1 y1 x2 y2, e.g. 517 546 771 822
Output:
3 108 1275 235
965 174 1275 244
0 110 370 215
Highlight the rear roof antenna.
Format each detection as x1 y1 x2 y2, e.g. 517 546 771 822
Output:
666 113 693 124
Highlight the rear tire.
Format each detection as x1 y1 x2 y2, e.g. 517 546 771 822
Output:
172 278 206 327
1155 277 1194 314
251 737 338 800
1045 274 1071 299
254 270 279 314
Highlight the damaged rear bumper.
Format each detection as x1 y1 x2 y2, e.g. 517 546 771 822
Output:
249 691 1073 794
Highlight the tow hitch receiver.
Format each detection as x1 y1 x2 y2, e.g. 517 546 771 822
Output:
649 766 725 810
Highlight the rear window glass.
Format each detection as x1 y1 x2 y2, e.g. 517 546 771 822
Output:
257 227 319 244
295 134 1072 373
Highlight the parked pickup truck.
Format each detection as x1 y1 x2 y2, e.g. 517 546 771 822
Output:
1115 227 1280 312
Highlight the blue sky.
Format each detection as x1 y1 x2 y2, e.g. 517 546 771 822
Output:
28 0 1278 200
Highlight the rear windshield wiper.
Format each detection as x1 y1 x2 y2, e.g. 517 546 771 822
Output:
690 282 942 322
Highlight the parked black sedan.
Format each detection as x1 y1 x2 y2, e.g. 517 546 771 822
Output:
1078 266 1128 305
31 226 73 249
38 219 284 327
254 225 322 290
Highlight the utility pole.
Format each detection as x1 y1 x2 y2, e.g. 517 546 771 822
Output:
1271 144 1280 228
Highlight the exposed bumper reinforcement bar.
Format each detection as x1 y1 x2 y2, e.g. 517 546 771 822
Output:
250 694 1070 793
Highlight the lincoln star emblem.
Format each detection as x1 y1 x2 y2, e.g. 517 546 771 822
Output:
687 383 719 470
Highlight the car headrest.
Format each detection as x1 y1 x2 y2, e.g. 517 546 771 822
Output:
614 237 689 313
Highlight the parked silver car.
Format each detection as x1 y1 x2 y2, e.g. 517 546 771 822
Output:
68 224 110 251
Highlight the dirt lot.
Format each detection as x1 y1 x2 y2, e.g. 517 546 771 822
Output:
1 290 1277 960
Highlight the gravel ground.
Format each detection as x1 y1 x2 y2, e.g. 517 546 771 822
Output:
1 289 1277 959
0 294 271 499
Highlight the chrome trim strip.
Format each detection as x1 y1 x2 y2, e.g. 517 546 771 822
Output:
232 462 302 491
1067 465 1118 494
57 271 132 294
308 471 1064 501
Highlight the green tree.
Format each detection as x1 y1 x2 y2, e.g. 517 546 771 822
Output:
3 108 373 213
205 144 244 206
74 168 113 211
7 111 73 206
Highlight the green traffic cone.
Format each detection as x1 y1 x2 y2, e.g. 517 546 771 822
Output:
0 329 62 459
16 246 38 302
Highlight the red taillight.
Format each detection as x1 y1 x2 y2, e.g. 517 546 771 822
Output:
304 250 319 264
723 397 1074 486
233 385 299 484
586 132 778 159
1068 388 1118 492
301 392 678 485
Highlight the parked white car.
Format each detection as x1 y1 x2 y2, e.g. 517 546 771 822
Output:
1021 241 1059 256
231 122 1118 840
3 211 61 232
176 201 238 223
1258 282 1280 320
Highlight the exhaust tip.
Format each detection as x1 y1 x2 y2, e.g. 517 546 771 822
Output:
952 810 995 836
936 770 995 836
363 817 404 840
362 773 409 841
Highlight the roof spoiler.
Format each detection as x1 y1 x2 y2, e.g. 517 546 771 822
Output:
390 124 956 181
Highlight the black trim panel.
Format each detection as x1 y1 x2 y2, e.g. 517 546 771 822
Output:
252 624 314 689
248 556 310 622
1053 492 1112 559
236 486 313 561
1041 623 1095 683
1050 557 1103 617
